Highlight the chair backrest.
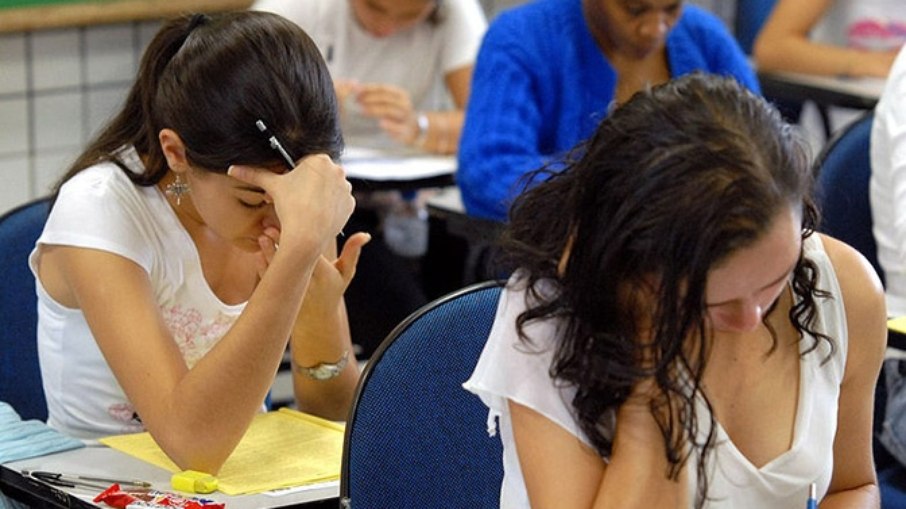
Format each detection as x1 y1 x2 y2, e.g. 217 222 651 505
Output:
340 280 504 509
813 112 884 283
734 0 778 55
0 197 51 421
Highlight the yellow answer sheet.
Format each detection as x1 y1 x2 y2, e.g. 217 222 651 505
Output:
99 408 344 495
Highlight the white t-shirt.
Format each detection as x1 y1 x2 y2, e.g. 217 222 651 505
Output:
464 234 847 508
29 149 245 439
252 0 487 145
871 46 906 316
812 0 906 50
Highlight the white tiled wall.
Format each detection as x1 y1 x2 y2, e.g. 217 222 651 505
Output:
0 21 160 215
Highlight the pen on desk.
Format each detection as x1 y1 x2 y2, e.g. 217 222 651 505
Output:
806 482 817 509
75 475 152 488
25 470 152 489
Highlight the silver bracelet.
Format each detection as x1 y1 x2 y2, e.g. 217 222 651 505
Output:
294 350 349 381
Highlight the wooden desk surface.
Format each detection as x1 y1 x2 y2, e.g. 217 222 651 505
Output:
0 0 253 33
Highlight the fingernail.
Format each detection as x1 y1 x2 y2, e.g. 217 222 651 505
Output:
227 165 240 177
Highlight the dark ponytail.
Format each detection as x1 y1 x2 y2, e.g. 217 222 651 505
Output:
56 14 207 192
52 11 340 203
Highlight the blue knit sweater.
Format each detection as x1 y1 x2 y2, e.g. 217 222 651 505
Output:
457 0 760 221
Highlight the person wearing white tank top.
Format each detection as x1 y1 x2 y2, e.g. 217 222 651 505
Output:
463 73 886 508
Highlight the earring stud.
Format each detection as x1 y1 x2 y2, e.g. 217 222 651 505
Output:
165 175 190 205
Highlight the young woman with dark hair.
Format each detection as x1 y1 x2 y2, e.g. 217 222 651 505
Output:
465 73 886 508
31 11 369 473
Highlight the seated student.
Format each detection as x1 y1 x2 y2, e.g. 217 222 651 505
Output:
754 0 905 79
870 45 906 506
30 12 369 474
872 46 906 317
457 0 760 222
251 0 487 156
252 0 488 355
464 74 885 507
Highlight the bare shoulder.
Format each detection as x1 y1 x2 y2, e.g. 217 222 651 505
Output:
818 233 886 380
818 234 885 310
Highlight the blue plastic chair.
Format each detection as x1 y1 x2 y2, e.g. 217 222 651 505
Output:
734 0 778 55
0 197 51 421
340 280 504 509
813 111 883 283
814 112 906 505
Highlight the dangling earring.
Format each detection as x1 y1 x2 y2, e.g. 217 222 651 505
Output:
165 174 190 206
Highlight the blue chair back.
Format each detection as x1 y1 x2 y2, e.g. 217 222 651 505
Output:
734 0 778 55
813 112 883 283
813 112 906 505
340 281 504 509
0 197 50 421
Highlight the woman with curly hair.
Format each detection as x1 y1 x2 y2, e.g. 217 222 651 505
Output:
464 73 886 507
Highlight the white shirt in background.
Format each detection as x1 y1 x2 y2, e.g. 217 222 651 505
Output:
251 0 487 146
871 46 906 316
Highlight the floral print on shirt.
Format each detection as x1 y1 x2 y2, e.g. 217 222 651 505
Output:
105 305 235 432
161 304 235 368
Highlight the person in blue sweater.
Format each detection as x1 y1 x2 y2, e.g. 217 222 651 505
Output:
458 0 760 221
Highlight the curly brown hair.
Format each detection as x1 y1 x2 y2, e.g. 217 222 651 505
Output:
499 73 832 507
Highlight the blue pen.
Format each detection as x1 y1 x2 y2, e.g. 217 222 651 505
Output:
806 482 817 509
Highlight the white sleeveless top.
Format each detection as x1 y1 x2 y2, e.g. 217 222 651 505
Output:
463 234 847 508
30 148 245 439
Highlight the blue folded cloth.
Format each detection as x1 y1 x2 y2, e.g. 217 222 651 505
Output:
0 401 83 464
0 492 30 509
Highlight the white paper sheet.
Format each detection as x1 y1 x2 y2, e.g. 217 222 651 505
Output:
341 146 456 182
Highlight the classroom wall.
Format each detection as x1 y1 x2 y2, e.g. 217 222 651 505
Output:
0 21 161 214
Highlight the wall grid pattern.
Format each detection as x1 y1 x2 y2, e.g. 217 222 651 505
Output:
0 20 160 214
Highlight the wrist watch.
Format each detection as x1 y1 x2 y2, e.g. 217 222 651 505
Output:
413 112 429 147
295 350 349 381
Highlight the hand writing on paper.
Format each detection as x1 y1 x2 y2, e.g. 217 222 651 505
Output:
335 79 361 117
351 83 421 145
